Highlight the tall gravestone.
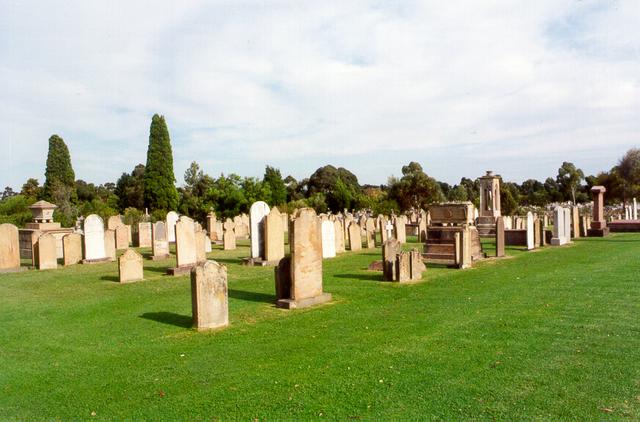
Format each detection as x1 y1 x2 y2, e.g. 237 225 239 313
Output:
333 219 345 254
223 219 236 250
118 249 144 283
394 215 407 243
206 213 218 241
348 222 362 251
168 216 197 275
151 221 170 260
365 218 376 249
571 207 580 238
195 229 207 264
83 214 108 263
62 233 82 266
264 207 285 263
36 233 57 270
136 222 152 248
275 208 331 309
495 217 505 257
191 260 229 330
104 229 117 261
115 225 130 250
0 223 20 272
526 212 535 250
250 201 270 259
107 215 123 231
166 211 179 243
550 207 569 246
321 220 336 259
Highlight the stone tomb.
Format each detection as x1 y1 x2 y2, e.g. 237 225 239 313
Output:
250 201 270 259
168 216 198 276
19 201 72 261
275 208 331 309
62 233 83 266
191 260 229 330
321 219 336 258
151 221 170 260
82 214 109 263
0 223 21 272
35 233 57 270
118 249 144 283
223 219 236 250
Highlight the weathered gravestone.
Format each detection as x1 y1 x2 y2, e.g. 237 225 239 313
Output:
168 216 197 275
365 218 376 249
333 219 345 254
571 207 580 238
115 224 130 250
382 238 401 281
348 222 362 251
223 219 236 250
495 217 505 257
250 201 271 259
526 212 535 251
62 233 82 266
83 214 109 263
379 216 389 243
107 215 124 231
263 207 285 263
275 208 331 309
151 221 170 260
393 248 425 283
36 233 57 270
195 228 207 264
0 223 21 272
118 249 144 283
166 211 179 243
191 260 229 330
206 213 218 241
321 220 336 258
136 222 152 248
394 215 407 244
104 229 117 261
550 207 568 246
533 217 541 248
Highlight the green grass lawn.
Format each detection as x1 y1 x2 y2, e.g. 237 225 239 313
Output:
1 234 639 420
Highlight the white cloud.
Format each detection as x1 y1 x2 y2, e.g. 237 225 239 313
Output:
1 0 638 190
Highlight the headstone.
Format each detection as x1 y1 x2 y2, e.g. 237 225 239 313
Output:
550 207 569 245
205 235 212 253
191 260 229 330
580 216 588 237
634 198 638 220
526 212 535 250
563 208 572 241
409 249 425 281
62 233 82 266
382 239 401 281
0 223 20 272
166 211 179 243
83 214 107 262
533 218 541 247
394 216 407 243
396 251 411 282
348 222 362 251
333 219 345 254
223 219 236 250
495 217 505 257
175 216 197 268
588 186 610 237
264 207 285 262
365 218 376 248
118 249 144 283
275 208 331 309
321 220 336 258
206 213 218 241
250 201 271 259
136 222 152 248
195 229 207 264
571 207 580 238
107 215 123 231
104 229 116 261
379 216 389 242
115 224 130 250
151 221 170 259
35 233 57 270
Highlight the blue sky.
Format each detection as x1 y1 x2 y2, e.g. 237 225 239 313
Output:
1 0 639 189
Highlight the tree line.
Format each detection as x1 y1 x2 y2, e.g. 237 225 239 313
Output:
2 114 639 228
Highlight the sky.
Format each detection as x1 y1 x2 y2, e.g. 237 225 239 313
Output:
1 0 639 190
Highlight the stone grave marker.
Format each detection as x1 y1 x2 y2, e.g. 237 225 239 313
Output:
191 260 229 330
104 229 117 261
36 233 57 270
0 223 20 272
264 207 285 263
348 222 362 251
495 217 505 257
333 219 345 254
382 238 401 281
166 211 179 243
115 224 130 250
107 215 123 231
250 201 270 259
62 233 82 266
83 214 108 263
151 221 170 259
169 216 197 275
321 220 336 258
526 212 535 250
118 249 144 283
223 219 236 250
365 218 376 248
136 222 152 248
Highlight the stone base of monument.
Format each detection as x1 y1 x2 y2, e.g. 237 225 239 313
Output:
82 257 113 265
587 227 610 237
276 293 332 310
149 254 171 261
167 265 195 276
242 257 279 267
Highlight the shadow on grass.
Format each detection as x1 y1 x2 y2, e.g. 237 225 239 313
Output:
144 266 170 274
213 257 244 265
334 273 383 282
228 288 275 304
100 275 119 282
140 312 192 328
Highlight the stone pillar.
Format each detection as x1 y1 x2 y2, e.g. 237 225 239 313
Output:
588 186 609 237
478 171 501 218
495 217 505 257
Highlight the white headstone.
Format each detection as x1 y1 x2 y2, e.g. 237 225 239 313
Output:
83 214 106 261
249 201 270 259
551 207 568 246
526 212 534 250
385 221 394 240
166 211 179 243
633 198 637 220
321 220 336 259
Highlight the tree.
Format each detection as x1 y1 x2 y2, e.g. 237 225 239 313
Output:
617 148 640 203
115 164 145 211
21 178 41 199
263 166 287 206
556 161 584 204
43 135 75 201
448 184 468 202
307 165 360 196
1 187 16 200
388 162 444 211
143 114 179 211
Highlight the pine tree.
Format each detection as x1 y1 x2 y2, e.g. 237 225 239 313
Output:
263 165 287 205
143 114 179 211
43 134 75 200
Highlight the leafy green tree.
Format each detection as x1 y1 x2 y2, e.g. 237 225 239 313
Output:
21 178 41 199
43 135 76 201
143 114 179 211
308 165 360 196
448 184 468 202
115 164 145 211
556 161 584 203
388 162 444 211
326 177 355 212
2 187 16 200
0 195 35 226
544 177 563 203
520 179 549 206
500 182 520 215
263 166 287 205
459 177 479 206
617 148 640 203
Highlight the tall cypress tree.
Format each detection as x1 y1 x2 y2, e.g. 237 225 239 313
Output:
143 114 179 211
43 134 75 201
